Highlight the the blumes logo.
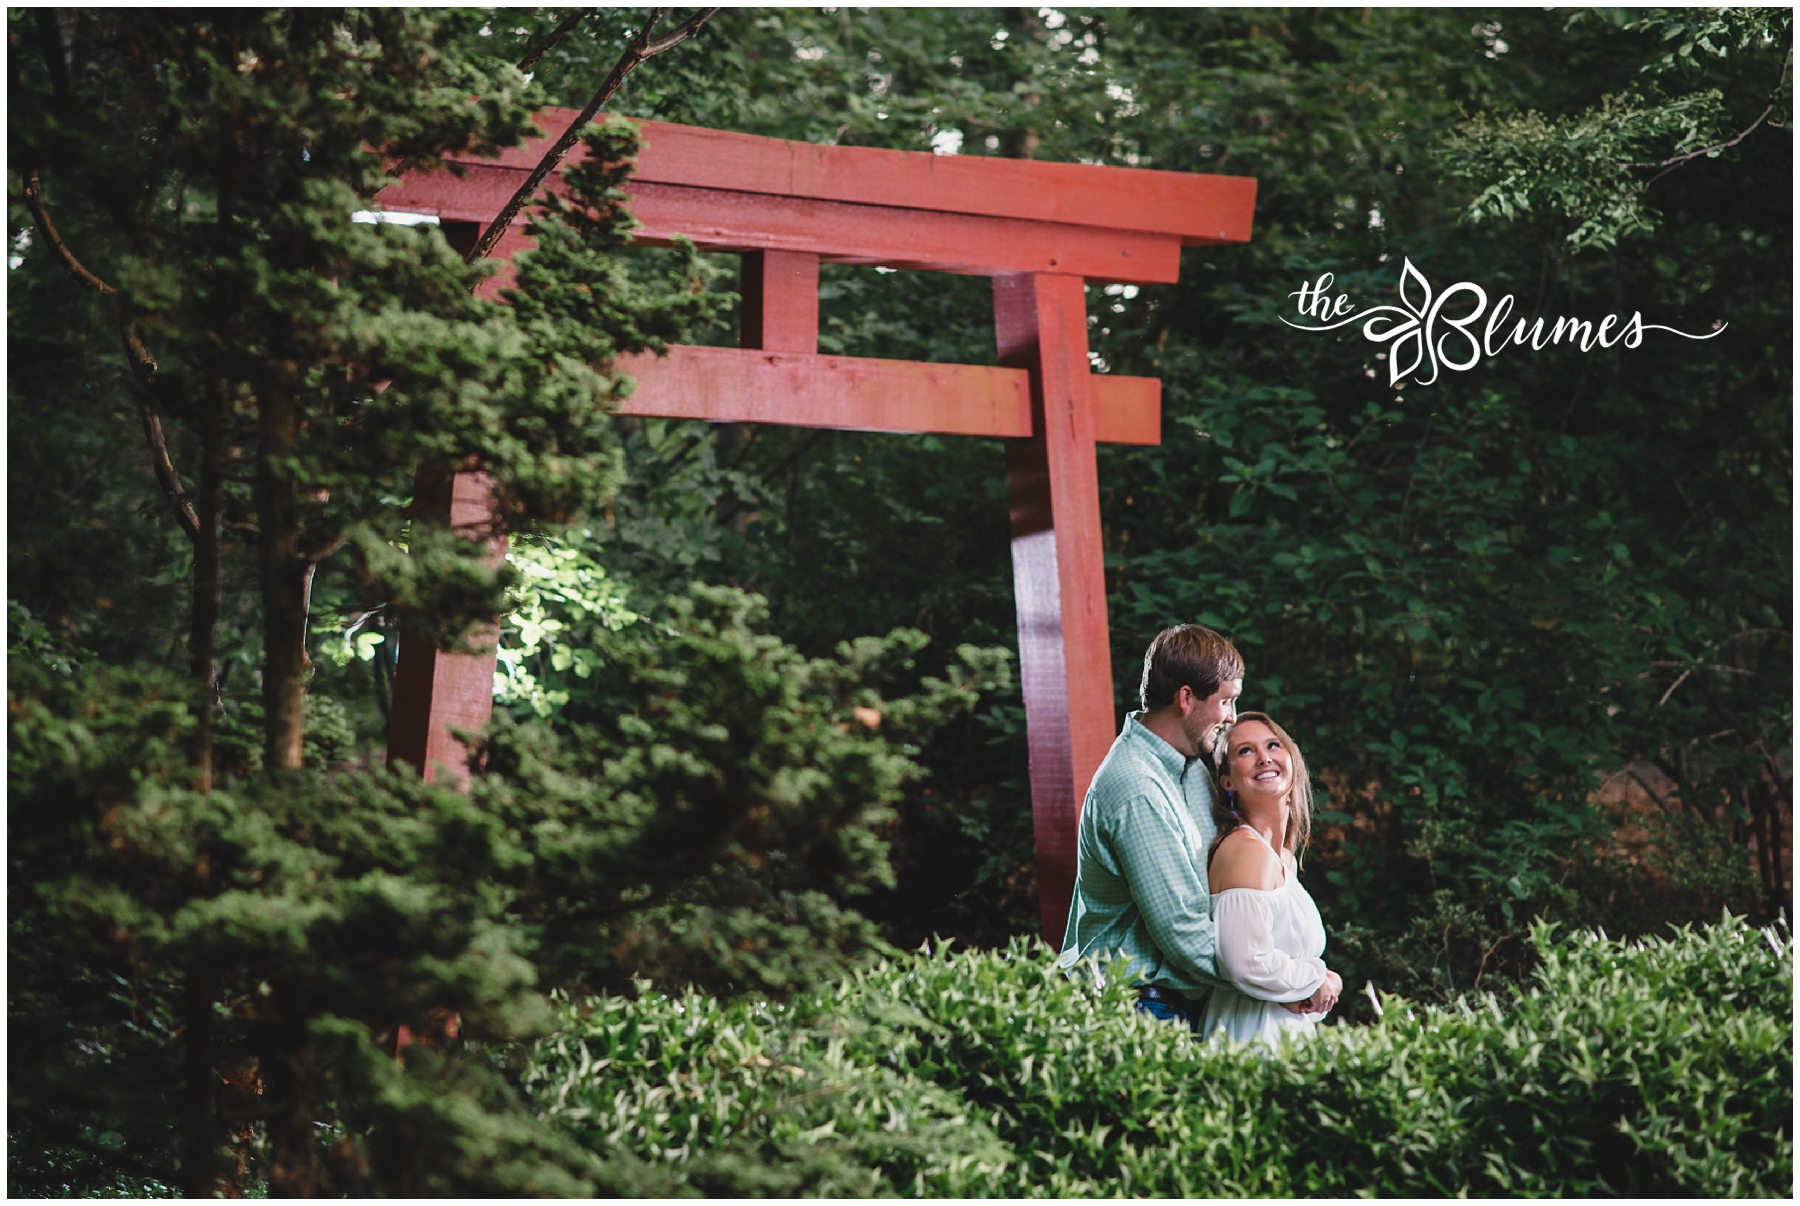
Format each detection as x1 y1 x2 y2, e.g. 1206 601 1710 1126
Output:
1283 259 1726 387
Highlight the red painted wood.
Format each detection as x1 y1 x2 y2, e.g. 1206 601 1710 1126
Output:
379 169 1185 284
614 344 1159 444
617 345 1029 435
995 273 1119 948
1092 375 1161 446
460 111 1257 246
476 225 537 298
384 469 506 788
740 250 819 353
623 182 1180 282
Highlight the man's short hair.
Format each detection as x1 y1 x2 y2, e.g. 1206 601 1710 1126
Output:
1140 625 1244 711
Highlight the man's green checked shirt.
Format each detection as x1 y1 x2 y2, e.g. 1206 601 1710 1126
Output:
1057 712 1221 995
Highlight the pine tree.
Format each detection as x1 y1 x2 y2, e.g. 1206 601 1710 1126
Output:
10 17 1014 1191
10 9 717 778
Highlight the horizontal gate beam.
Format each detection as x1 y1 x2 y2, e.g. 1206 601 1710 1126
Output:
614 344 1160 445
382 169 1185 284
459 111 1257 246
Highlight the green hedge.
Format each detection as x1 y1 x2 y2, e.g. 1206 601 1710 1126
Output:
526 915 1790 1196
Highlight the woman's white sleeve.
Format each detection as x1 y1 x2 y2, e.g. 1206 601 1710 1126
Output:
1212 892 1327 1003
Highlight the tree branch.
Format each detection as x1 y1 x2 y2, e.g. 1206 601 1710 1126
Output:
466 7 720 268
517 9 593 73
137 398 202 542
23 169 200 541
1656 667 1691 707
713 428 826 527
22 169 117 298
642 7 719 56
1635 47 1792 188
22 174 160 384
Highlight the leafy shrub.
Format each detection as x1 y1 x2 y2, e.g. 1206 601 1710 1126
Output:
531 916 1790 1197
525 990 1012 1196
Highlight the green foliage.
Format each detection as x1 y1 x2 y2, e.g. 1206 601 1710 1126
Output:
9 12 730 781
493 533 642 718
8 659 590 1195
6 600 90 678
512 123 732 370
478 582 1013 995
529 916 1791 1197
526 989 1012 1196
1448 8 1790 250
1448 91 1728 250
8 589 1001 1193
1621 7 1795 80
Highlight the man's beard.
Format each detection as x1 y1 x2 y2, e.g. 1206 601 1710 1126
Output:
1182 713 1222 762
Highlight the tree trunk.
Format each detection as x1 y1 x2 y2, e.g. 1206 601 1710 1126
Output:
179 969 243 1197
258 365 312 773
1753 775 1787 919
263 1013 323 1197
192 395 225 792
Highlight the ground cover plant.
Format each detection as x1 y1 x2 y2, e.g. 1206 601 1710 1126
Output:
527 914 1791 1197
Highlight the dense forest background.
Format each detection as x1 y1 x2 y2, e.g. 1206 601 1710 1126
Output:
8 7 1789 1196
558 4 1793 969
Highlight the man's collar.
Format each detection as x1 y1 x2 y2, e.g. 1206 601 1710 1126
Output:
1123 711 1194 778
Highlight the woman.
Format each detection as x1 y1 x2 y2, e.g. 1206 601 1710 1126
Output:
1201 712 1342 1047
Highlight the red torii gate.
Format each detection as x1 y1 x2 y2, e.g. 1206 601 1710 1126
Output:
379 111 1256 943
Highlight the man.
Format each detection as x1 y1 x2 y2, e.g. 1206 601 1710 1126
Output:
1057 624 1243 1029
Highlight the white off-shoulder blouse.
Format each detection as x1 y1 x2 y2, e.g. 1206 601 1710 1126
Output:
1201 829 1330 1048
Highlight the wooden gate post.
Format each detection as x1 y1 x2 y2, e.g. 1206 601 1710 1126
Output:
741 250 820 353
384 467 506 787
995 272 1117 948
382 228 528 788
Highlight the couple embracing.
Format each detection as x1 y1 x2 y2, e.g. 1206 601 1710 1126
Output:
1058 624 1342 1046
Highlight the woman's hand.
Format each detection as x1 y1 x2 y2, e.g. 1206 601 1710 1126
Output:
1281 970 1342 1015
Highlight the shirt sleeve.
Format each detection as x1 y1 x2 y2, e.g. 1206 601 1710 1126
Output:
1213 891 1328 1003
1108 794 1219 983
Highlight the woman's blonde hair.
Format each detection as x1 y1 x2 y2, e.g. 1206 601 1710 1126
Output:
1209 711 1314 868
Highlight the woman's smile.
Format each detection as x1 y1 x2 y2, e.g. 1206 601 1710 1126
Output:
1226 720 1292 798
